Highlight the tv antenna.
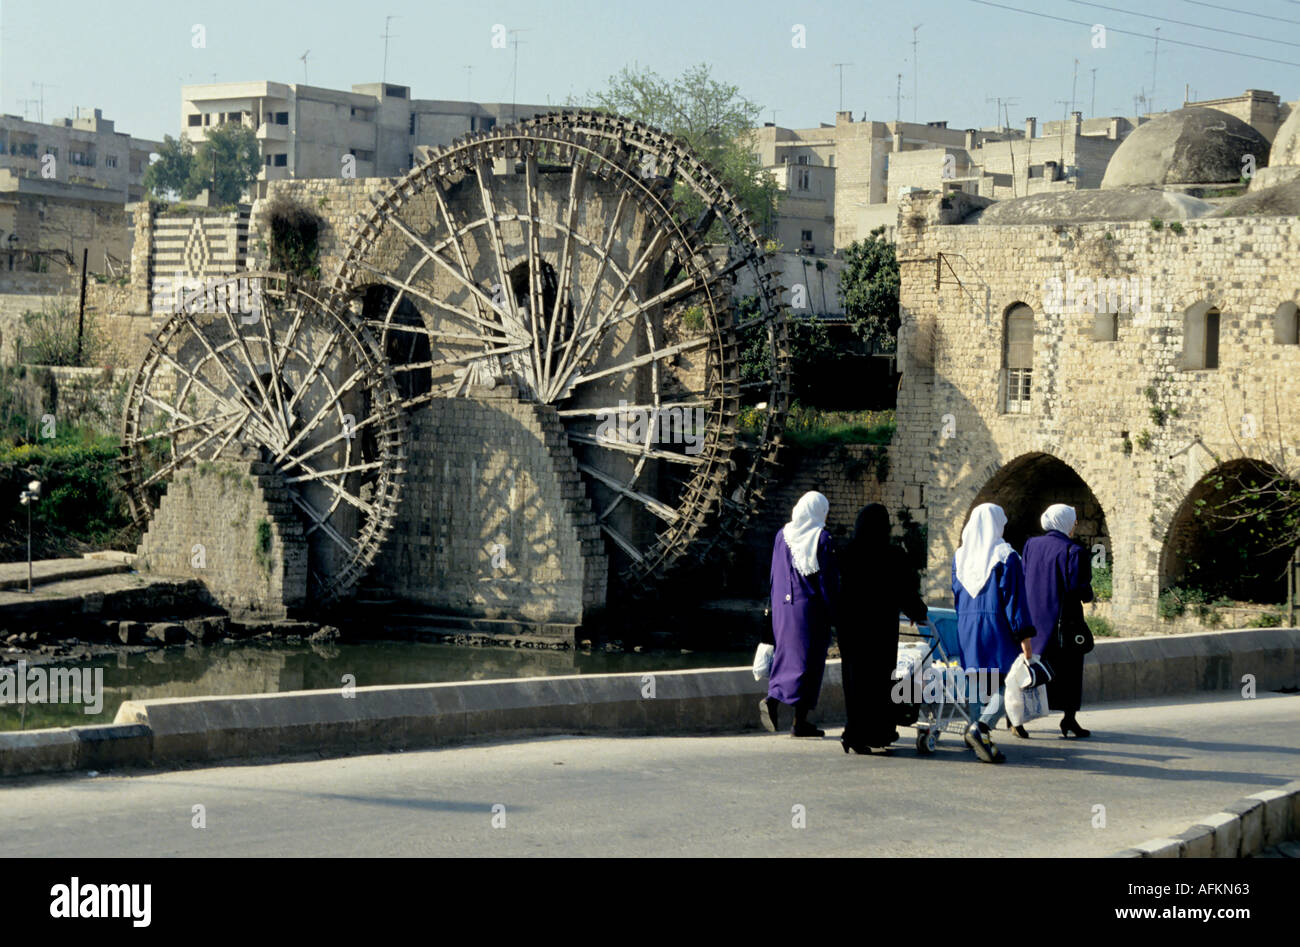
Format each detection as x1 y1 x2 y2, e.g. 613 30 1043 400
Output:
832 63 852 113
1148 27 1160 113
509 29 530 121
299 50 310 85
30 81 56 123
986 95 1019 131
465 65 473 101
911 24 922 123
381 15 399 84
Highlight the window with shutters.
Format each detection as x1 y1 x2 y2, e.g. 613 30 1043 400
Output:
1183 302 1220 369
1273 301 1299 345
1003 303 1034 413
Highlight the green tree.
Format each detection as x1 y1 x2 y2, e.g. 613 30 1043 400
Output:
839 227 901 352
737 295 839 403
142 135 195 199
584 63 780 238
186 124 261 205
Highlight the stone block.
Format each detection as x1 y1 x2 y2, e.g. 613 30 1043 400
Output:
145 622 187 645
117 621 145 645
1194 811 1241 858
1246 789 1293 848
1134 837 1182 858
1174 823 1214 858
1221 798 1264 856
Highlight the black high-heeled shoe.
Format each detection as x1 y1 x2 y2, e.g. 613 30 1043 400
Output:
1011 725 1029 739
1060 718 1092 738
841 737 871 754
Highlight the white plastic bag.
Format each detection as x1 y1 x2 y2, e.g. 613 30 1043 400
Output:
752 642 774 681
1004 654 1050 727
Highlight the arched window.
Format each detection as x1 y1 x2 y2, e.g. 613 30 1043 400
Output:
1003 303 1034 413
1274 301 1299 345
1182 302 1220 370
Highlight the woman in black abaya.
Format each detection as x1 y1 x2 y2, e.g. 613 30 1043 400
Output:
837 504 928 754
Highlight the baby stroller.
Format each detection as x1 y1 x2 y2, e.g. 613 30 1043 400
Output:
893 608 973 754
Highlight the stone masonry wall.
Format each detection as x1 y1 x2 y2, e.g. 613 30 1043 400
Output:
136 461 307 621
891 191 1300 626
735 444 894 594
370 386 608 625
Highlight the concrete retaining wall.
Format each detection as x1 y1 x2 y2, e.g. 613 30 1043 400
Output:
1081 626 1298 703
2 626 1297 780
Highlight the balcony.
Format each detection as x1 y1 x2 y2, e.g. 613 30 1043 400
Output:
256 123 289 142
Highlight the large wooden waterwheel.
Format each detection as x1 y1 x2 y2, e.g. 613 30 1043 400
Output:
334 116 790 591
119 273 407 602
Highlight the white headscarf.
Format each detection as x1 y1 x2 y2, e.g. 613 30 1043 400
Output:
783 491 829 577
1041 503 1077 535
954 503 1015 598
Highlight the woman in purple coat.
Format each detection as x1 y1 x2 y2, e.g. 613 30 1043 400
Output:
1023 504 1095 737
761 491 839 738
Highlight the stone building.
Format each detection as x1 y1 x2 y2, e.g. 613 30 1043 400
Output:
888 105 1300 628
181 81 550 186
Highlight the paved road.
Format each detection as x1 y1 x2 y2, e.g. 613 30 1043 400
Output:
2 692 1297 857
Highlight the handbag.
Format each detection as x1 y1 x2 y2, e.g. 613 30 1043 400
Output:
1054 605 1094 654
1051 551 1095 655
752 642 774 681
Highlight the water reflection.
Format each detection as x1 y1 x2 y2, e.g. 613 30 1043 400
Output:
0 639 752 731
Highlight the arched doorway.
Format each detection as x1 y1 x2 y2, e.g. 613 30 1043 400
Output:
1160 458 1297 603
968 452 1110 556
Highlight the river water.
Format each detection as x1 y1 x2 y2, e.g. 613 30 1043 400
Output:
0 638 753 731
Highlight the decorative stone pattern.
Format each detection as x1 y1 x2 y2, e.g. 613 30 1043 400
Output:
135 461 307 620
148 206 250 316
369 385 608 624
891 191 1300 625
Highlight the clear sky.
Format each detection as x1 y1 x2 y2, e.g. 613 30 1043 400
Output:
1 0 1298 145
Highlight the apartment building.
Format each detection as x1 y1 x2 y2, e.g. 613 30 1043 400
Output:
181 81 552 187
0 108 159 202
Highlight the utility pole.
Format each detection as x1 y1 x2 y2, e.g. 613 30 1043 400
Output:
1090 68 1097 116
832 63 852 113
912 24 922 123
897 74 904 123
381 15 399 84
75 248 87 365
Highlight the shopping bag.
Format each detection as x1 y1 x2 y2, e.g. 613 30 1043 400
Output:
752 642 774 681
1004 654 1051 726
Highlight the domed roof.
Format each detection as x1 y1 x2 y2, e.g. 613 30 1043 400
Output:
1270 107 1300 168
1210 179 1300 217
1100 107 1270 188
970 187 1213 225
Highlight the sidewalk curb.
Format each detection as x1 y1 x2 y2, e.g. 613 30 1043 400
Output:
1121 780 1300 858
